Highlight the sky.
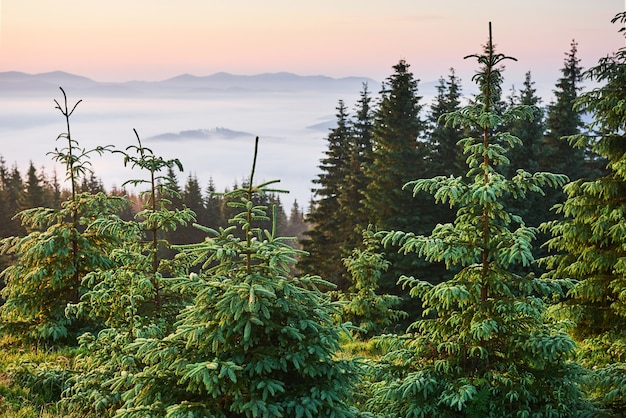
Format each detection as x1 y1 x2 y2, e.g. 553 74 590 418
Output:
1 0 624 87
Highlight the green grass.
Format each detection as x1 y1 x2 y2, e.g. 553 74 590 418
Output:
0 345 79 418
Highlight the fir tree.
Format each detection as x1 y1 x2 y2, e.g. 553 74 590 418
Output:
542 40 588 181
340 83 375 250
368 23 594 416
363 59 428 233
362 60 442 315
62 131 195 415
19 161 49 211
181 173 207 244
204 177 225 230
301 100 353 289
113 138 360 417
0 162 25 237
0 88 126 344
285 199 308 246
335 227 406 339
428 68 466 178
541 12 626 414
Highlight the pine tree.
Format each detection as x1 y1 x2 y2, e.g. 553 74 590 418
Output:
541 12 626 414
0 162 25 237
62 131 196 415
301 100 353 289
285 199 308 246
19 161 49 211
504 71 544 177
0 88 127 344
339 83 375 250
181 173 207 244
542 40 588 181
204 177 225 230
335 227 406 339
113 138 360 418
428 68 466 178
363 59 428 233
362 60 443 315
368 23 594 416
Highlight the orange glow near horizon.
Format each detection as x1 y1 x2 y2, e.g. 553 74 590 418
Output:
0 0 623 83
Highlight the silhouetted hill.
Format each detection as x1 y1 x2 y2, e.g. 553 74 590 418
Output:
0 71 381 98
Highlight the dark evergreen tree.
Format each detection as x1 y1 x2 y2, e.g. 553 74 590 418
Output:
368 23 594 417
204 177 225 230
362 60 442 314
339 83 374 251
428 68 466 178
0 163 25 237
181 173 206 244
301 100 353 289
542 40 587 180
541 13 626 414
363 60 428 232
80 172 105 194
19 162 49 211
502 71 557 271
285 199 308 246
504 71 544 177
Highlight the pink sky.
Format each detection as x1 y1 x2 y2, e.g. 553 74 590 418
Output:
0 0 624 88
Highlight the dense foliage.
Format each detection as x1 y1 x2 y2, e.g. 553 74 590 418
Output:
541 11 626 414
367 23 595 417
1 13 625 418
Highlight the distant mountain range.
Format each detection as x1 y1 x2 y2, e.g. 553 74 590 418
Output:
0 70 381 98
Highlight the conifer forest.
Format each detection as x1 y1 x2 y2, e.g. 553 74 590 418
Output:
1 16 625 418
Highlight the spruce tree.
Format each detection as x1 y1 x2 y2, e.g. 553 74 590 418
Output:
181 173 207 244
204 177 225 231
363 59 428 233
504 71 544 178
113 138 360 418
62 132 195 415
428 68 466 178
19 161 49 211
541 12 626 414
301 100 353 289
335 227 406 339
285 199 308 247
368 24 594 416
542 40 588 181
340 83 375 250
362 60 443 315
0 88 127 344
0 162 25 237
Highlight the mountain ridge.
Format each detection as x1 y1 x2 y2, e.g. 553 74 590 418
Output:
0 70 381 97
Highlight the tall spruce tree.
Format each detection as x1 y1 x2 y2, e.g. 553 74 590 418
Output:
504 71 544 178
19 161 49 211
368 24 594 416
428 68 466 178
204 177 225 230
62 132 196 415
301 100 353 289
0 88 127 344
541 12 626 414
362 60 443 314
363 59 428 232
181 173 207 244
542 40 587 181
